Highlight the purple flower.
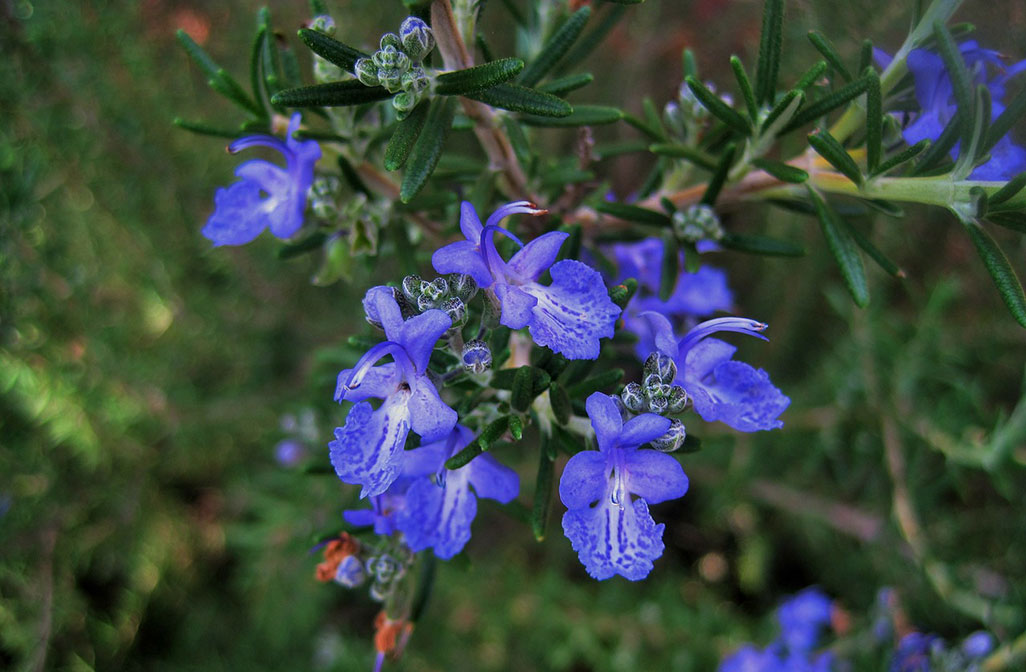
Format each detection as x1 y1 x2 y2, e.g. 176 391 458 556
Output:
559 392 688 580
902 41 1026 179
396 425 520 559
777 588 833 654
642 312 789 432
329 287 457 498
892 633 942 672
202 113 321 246
432 201 621 360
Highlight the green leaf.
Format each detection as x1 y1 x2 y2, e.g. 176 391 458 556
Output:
549 382 572 425
512 366 538 412
648 144 717 171
384 100 430 171
531 435 556 541
595 201 672 226
844 220 905 278
988 212 1026 234
608 277 639 308
271 81 393 108
177 29 263 117
468 84 572 117
501 115 532 166
685 76 750 135
519 6 592 87
933 21 974 147
701 143 737 206
808 188 869 307
781 74 871 133
871 139 930 177
435 58 525 96
807 31 852 82
808 129 863 186
961 217 1026 327
910 111 962 176
642 97 667 141
400 97 458 203
720 232 805 256
982 82 1026 160
760 89 803 134
623 113 665 141
730 55 758 120
172 118 248 139
754 0 785 105
297 28 368 73
752 158 808 183
565 368 625 397
250 26 269 112
865 69 883 173
659 230 679 301
989 172 1026 207
793 60 828 92
277 231 328 259
520 105 622 127
560 6 628 72
537 72 594 96
491 366 552 395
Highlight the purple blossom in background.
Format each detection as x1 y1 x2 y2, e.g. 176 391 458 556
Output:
559 392 688 580
432 201 620 360
885 41 1026 179
642 312 789 432
397 425 519 559
607 238 734 359
777 588 834 654
330 287 456 498
274 439 307 467
202 113 321 246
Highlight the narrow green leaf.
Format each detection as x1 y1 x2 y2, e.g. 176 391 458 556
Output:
277 231 328 259
720 232 806 256
933 21 974 146
250 27 269 113
793 60 828 92
623 113 665 141
560 6 628 71
537 72 594 96
988 212 1026 234
871 139 930 176
435 58 525 96
501 115 532 166
172 118 248 139
685 76 750 135
730 55 758 119
808 188 869 307
384 100 429 171
844 220 905 278
259 8 283 100
400 96 458 203
565 368 625 397
521 105 623 127
808 130 863 186
491 366 551 394
476 33 496 63
177 28 224 81
752 158 808 183
858 39 874 74
682 48 698 78
962 217 1026 327
531 436 556 541
468 84 572 117
178 29 262 116
648 144 717 171
608 277 639 308
781 75 871 133
642 97 667 141
865 69 883 173
989 172 1026 207
700 143 737 206
279 40 301 89
519 6 592 87
337 155 372 197
271 81 393 108
446 438 485 469
659 230 679 301
982 84 1026 159
297 28 368 73
760 90 804 134
754 0 785 105
807 31 852 82
595 201 672 226
549 382 572 425
910 112 962 176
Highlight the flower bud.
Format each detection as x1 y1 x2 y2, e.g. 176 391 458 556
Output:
416 293 438 312
650 418 686 452
369 581 389 602
309 175 341 220
401 274 423 302
399 16 434 61
333 555 366 588
447 273 478 301
354 58 379 86
441 296 467 328
314 56 344 84
369 553 402 582
401 65 430 95
462 339 492 374
621 382 646 412
309 15 336 35
647 395 669 415
642 373 664 392
379 32 403 51
429 276 449 298
673 203 723 242
392 92 417 118
643 352 677 384
377 67 404 93
666 385 689 414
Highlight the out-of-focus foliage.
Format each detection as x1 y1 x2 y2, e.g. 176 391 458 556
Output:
2 1 1025 671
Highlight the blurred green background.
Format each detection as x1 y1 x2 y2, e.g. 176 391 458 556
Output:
3 1 1026 670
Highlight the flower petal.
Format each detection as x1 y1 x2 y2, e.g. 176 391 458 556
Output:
558 450 609 509
329 398 411 498
507 231 569 281
399 471 477 559
432 240 493 288
685 354 790 432
636 311 680 359
363 286 405 340
585 392 623 452
398 308 451 374
335 363 399 403
618 413 672 449
407 376 458 442
623 449 688 504
494 283 537 329
459 201 484 242
202 180 272 247
520 260 620 360
467 453 520 503
562 497 665 581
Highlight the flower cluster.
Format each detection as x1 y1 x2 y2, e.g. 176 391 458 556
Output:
354 17 434 117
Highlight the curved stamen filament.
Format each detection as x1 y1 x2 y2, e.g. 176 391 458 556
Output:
341 341 416 394
678 317 769 357
484 201 547 228
479 225 526 279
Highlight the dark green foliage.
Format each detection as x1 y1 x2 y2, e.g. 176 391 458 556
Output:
809 187 869 307
685 76 750 135
297 28 368 74
961 218 1026 327
400 96 458 203
808 130 863 186
755 0 785 105
270 80 393 108
752 158 809 183
520 105 623 127
518 6 591 87
435 58 525 95
807 31 852 82
467 83 573 116
595 201 672 226
384 100 430 171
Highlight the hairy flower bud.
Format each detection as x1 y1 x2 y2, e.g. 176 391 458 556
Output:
447 273 478 301
401 65 430 95
647 395 669 415
392 92 417 117
333 555 366 588
650 418 686 452
442 296 467 328
666 385 689 414
621 382 646 412
399 16 434 61
354 58 379 87
309 175 341 220
401 274 423 302
643 352 677 384
673 203 724 242
309 15 336 35
379 32 403 51
642 373 664 392
416 293 437 312
462 339 492 374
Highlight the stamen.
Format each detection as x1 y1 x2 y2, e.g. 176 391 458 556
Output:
479 225 526 279
228 133 289 155
678 317 769 356
336 341 415 399
484 201 548 228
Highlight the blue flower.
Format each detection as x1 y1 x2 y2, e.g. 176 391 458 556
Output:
642 312 789 432
202 113 322 246
329 286 457 498
432 201 621 360
777 588 834 654
901 41 1026 179
891 633 942 672
559 392 688 580
396 425 520 559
